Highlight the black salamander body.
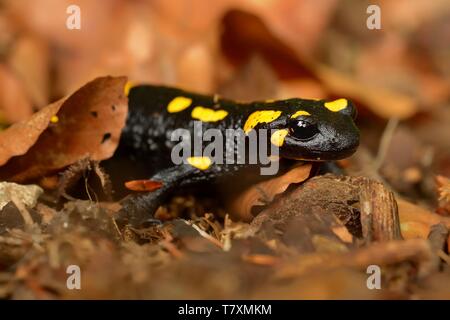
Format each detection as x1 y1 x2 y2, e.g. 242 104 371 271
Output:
115 84 360 226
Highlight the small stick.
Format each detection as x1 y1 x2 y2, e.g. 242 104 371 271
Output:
374 117 399 171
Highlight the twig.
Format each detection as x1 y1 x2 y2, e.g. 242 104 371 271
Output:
373 117 399 171
0 235 25 246
190 223 224 249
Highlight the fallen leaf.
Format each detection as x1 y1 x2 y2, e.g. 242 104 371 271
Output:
241 254 279 266
398 198 450 239
0 98 63 166
228 163 312 222
218 55 279 101
312 63 417 119
124 180 163 192
436 175 450 215
8 35 50 108
220 9 417 119
332 226 354 243
57 158 113 201
0 64 33 124
0 76 128 182
176 42 215 94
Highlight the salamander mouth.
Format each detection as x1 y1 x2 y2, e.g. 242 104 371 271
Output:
282 145 359 162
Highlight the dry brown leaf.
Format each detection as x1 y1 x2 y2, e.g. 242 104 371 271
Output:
311 63 417 119
5 0 338 99
57 158 113 201
0 64 33 124
124 180 163 192
220 9 417 120
436 175 450 215
279 78 327 100
332 226 354 243
241 254 279 266
0 76 128 182
8 35 50 108
398 198 450 239
0 97 62 166
228 163 312 222
218 55 279 102
176 42 215 94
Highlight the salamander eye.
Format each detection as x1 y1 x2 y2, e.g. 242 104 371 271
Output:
289 118 319 141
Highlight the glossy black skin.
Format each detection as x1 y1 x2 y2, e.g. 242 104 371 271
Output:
114 85 360 226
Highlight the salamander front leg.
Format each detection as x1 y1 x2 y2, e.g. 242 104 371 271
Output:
115 164 203 227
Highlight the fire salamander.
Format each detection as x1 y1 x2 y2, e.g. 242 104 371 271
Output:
113 84 360 226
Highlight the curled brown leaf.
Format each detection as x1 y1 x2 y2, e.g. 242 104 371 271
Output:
0 76 128 182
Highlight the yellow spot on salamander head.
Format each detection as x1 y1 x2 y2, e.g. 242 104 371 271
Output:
324 98 348 112
50 115 59 123
290 110 311 118
244 110 282 134
124 81 134 96
191 106 228 122
187 156 212 170
167 96 192 113
270 129 289 147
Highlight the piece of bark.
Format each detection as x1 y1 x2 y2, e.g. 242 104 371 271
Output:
428 223 449 252
248 175 405 244
427 223 449 272
359 179 403 242
237 175 362 257
247 175 362 240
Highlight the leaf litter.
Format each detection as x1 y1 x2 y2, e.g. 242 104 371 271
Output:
0 0 449 299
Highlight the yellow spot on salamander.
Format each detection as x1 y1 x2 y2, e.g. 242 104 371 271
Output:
324 98 348 112
187 156 212 170
167 96 192 113
50 115 59 123
244 110 282 134
269 155 280 162
270 129 289 147
265 99 275 103
290 110 311 118
124 81 134 96
191 106 228 122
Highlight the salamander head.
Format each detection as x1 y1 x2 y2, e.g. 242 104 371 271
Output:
246 98 360 161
